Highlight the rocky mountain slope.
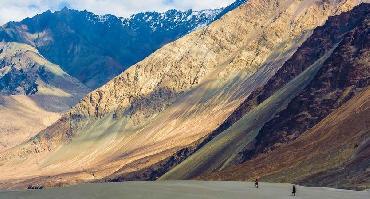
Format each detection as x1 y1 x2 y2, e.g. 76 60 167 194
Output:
201 88 369 189
0 42 89 98
189 3 369 189
0 3 241 88
0 1 242 154
0 0 364 189
0 42 89 151
214 0 247 20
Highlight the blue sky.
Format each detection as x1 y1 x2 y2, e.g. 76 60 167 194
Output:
0 0 234 25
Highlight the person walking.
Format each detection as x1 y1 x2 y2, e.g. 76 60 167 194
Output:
292 185 296 196
254 178 259 188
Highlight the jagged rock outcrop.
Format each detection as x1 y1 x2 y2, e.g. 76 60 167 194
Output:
0 0 365 189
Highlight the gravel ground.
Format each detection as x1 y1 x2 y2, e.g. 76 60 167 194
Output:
0 181 369 199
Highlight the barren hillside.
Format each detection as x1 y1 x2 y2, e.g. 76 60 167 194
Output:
0 0 366 189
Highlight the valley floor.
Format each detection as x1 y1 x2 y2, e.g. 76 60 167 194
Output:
0 181 368 199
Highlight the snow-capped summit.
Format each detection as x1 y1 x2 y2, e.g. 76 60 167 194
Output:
121 8 222 32
0 1 246 89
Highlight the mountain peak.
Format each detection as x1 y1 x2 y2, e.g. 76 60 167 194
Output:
61 6 70 12
0 3 233 89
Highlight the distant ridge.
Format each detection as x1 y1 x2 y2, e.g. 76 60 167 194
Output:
0 1 245 88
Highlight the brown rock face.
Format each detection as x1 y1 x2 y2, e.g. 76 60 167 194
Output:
237 3 370 162
199 3 370 189
300 135 370 190
202 87 370 189
220 2 370 131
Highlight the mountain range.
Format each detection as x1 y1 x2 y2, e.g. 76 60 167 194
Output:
0 1 245 151
0 1 245 89
0 0 368 192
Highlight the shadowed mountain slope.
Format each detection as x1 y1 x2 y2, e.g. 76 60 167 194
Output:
0 42 89 99
194 3 369 190
201 87 369 189
0 0 365 189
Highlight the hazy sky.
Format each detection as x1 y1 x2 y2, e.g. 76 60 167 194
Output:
0 0 235 25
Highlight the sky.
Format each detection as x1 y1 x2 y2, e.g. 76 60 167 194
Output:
0 0 235 25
